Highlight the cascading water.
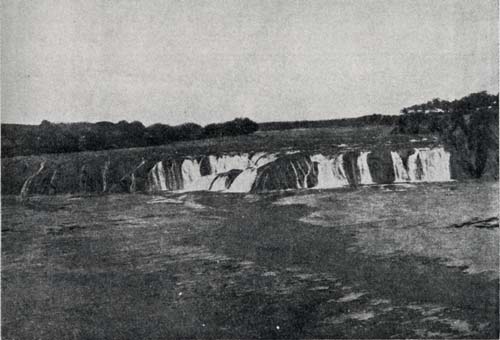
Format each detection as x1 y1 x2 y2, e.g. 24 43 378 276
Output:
102 161 110 192
129 160 146 192
183 174 217 192
290 163 302 189
19 162 46 198
390 152 410 183
407 147 451 182
148 161 167 192
181 159 202 189
251 152 277 167
50 170 57 191
223 152 277 192
13 147 453 197
357 151 374 184
208 154 250 174
209 175 229 191
227 168 258 193
311 154 349 188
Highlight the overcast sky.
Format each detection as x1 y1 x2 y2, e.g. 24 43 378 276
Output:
2 0 498 126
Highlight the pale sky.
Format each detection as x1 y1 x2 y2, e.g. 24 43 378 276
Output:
2 0 498 126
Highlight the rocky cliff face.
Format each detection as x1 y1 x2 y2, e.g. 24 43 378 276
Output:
446 110 499 180
395 108 499 180
3 145 462 197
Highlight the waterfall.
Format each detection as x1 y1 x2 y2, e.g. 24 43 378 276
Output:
49 170 58 193
407 147 451 182
299 161 313 189
311 154 349 188
181 159 202 188
183 174 217 192
102 161 110 192
129 160 146 192
148 161 167 192
357 151 374 184
208 154 250 174
290 163 301 188
227 168 258 193
390 152 410 182
130 174 137 192
12 147 456 197
20 162 46 198
251 152 277 167
209 175 228 191
166 160 183 190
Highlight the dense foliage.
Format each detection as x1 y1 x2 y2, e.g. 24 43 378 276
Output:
395 91 499 178
400 91 498 115
259 114 398 131
2 118 259 157
259 113 398 131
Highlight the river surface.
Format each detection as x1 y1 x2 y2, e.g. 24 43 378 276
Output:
2 181 498 339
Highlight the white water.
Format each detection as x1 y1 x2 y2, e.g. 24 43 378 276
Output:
227 168 258 193
390 152 410 183
102 161 110 192
407 147 451 182
50 170 57 186
219 152 277 192
311 154 349 188
251 152 277 167
357 152 374 184
14 147 454 197
149 161 167 192
208 154 250 174
20 162 46 197
129 160 146 192
183 174 217 192
209 175 229 191
297 161 313 189
181 159 202 189
130 174 137 192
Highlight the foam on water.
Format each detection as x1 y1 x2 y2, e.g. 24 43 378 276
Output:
311 154 349 189
227 168 258 193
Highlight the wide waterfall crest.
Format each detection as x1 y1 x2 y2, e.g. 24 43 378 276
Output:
311 154 349 188
407 147 451 182
208 154 250 174
15 147 454 197
357 151 374 184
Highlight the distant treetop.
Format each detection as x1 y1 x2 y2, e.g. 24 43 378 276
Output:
401 91 499 114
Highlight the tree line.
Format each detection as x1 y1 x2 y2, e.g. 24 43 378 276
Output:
259 114 398 131
1 118 259 157
394 91 499 178
395 91 499 135
400 91 498 115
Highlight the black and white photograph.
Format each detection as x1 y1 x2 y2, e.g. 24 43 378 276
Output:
1 0 499 338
